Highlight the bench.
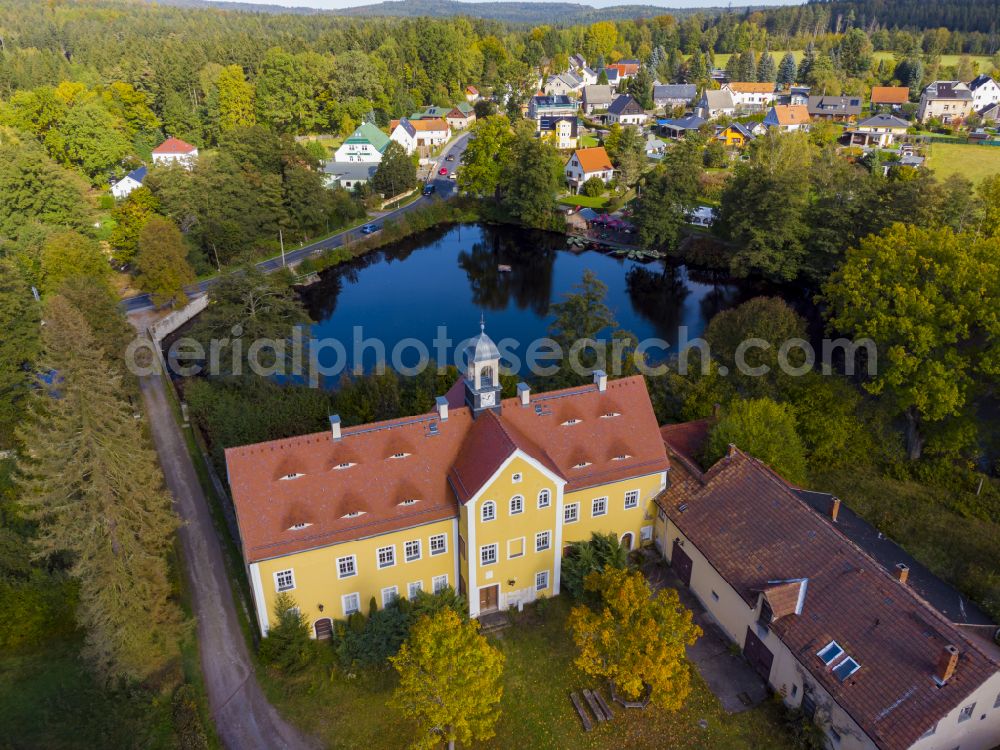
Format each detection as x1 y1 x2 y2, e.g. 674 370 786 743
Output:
593 689 614 721
570 692 593 732
582 689 609 722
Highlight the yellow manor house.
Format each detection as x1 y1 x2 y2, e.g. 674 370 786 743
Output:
226 325 669 637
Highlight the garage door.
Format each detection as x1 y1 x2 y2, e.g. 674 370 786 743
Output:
743 627 774 681
671 540 693 586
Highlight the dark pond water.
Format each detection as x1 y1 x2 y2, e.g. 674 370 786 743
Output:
299 223 803 376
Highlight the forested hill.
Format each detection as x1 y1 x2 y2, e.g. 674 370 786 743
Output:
332 0 714 24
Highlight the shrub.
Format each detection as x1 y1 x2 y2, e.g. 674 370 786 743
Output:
703 140 728 168
561 532 631 600
581 176 606 197
258 592 316 673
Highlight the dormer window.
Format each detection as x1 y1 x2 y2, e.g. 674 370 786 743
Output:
389 452 410 459
342 510 366 519
399 499 419 506
288 522 312 531
333 462 355 470
572 461 592 469
600 411 621 418
280 473 304 480
611 454 631 461
561 418 581 426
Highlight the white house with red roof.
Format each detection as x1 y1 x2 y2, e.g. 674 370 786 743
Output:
151 137 198 168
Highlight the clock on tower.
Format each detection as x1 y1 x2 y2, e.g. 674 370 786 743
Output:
463 318 503 416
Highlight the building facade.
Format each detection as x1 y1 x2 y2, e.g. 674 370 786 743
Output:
564 146 615 193
227 326 668 636
333 122 390 163
917 81 973 124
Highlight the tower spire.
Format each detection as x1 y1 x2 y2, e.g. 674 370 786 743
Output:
480 311 485 333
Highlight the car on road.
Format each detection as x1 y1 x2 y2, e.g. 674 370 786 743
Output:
445 154 455 161
449 172 457 180
438 167 449 175
422 183 436 195
360 224 380 234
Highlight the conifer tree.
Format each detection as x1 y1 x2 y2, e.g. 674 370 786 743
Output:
757 52 777 82
17 296 184 681
736 50 757 81
777 52 798 85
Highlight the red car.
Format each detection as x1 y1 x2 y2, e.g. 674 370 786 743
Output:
438 167 448 175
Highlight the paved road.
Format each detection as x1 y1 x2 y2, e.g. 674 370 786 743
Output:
122 132 471 314
138 370 317 750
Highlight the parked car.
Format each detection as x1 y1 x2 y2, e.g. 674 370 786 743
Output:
445 154 456 161
448 172 456 180
360 224 380 234
438 167 449 175
422 183 436 195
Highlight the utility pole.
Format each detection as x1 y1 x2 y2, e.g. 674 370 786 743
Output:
279 228 285 267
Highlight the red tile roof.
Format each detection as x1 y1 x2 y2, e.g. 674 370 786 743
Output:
571 146 613 173
660 419 711 467
657 447 1000 750
152 137 197 154
227 375 668 563
871 86 910 105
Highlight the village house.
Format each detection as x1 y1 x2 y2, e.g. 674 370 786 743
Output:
333 122 391 163
605 94 647 126
655 424 1000 750
917 81 973 124
807 94 863 121
845 114 911 148
870 86 910 111
644 133 667 159
969 74 1000 114
716 121 756 148
544 72 585 97
652 83 697 110
722 82 777 112
538 116 578 150
568 53 586 70
110 165 147 199
465 85 480 103
607 59 639 80
601 67 621 90
321 161 377 190
226 327 667 636
979 102 1000 124
564 146 615 192
390 117 451 156
151 137 198 168
411 104 476 131
764 104 811 132
581 85 614 114
775 85 811 106
696 89 736 119
658 113 706 140
579 67 599 86
528 94 577 121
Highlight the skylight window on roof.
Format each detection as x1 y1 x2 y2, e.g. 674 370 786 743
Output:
817 641 843 665
832 657 860 682
333 462 356 470
342 510 366 519
280 473 304 480
288 522 312 531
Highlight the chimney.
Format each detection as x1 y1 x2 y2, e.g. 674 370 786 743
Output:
830 496 841 523
593 369 607 392
934 645 959 685
726 443 738 459
435 396 449 421
329 414 341 441
517 382 530 406
894 563 910 585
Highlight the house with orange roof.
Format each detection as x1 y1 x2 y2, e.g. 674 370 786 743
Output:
763 104 811 132
722 81 777 112
655 427 1000 750
389 117 451 156
226 324 669 636
151 137 198 168
564 146 614 193
465 85 480 103
870 86 910 110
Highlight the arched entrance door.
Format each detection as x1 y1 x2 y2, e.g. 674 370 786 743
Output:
314 618 333 640
620 532 634 551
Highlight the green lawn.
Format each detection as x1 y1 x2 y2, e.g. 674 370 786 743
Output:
261 597 796 750
709 50 993 72
558 194 610 209
580 134 599 148
925 142 1000 184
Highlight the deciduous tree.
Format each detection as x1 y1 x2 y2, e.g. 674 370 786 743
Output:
458 115 515 201
40 231 110 295
372 140 416 197
136 217 195 307
569 567 700 707
391 609 504 750
0 259 41 442
109 186 159 265
704 397 808 484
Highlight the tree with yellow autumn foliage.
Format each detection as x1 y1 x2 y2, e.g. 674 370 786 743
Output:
390 608 504 750
569 567 701 708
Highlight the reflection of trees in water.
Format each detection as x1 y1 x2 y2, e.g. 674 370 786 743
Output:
457 225 558 315
625 263 691 341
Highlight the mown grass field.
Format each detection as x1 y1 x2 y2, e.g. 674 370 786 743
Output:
261 596 797 750
558 193 610 209
709 50 994 72
926 141 1000 184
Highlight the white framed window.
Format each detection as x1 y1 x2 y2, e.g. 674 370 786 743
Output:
480 543 498 566
564 503 579 523
512 472 522 483
536 530 551 552
404 539 421 562
537 489 551 508
337 555 357 579
624 490 640 509
381 585 398 608
342 592 361 616
510 495 524 515
640 525 653 541
432 574 448 593
481 501 496 522
377 545 396 569
657 508 666 521
592 497 608 517
535 570 549 591
429 533 447 556
407 581 423 599
958 703 976 723
274 569 295 592
507 537 525 559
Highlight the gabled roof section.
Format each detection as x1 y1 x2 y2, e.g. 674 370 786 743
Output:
657 447 1000 750
608 94 641 115
726 81 775 94
570 146 613 173
870 86 909 104
153 137 197 154
855 114 910 130
125 165 148 183
346 122 391 151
